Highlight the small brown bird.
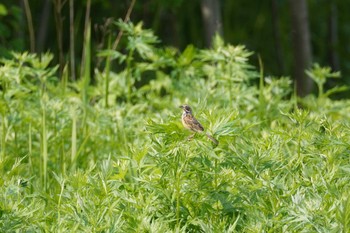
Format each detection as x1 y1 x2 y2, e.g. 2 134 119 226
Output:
180 105 218 145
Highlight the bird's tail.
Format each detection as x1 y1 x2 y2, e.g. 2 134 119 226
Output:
206 133 219 145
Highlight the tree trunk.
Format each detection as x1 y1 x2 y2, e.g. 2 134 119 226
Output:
289 0 313 96
327 1 339 71
200 0 223 47
36 0 51 53
271 0 285 75
53 0 65 78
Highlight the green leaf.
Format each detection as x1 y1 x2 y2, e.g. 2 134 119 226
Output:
0 4 7 16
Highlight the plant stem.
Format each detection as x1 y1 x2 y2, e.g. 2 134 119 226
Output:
112 0 136 50
126 48 134 103
175 153 181 227
258 55 265 119
71 112 77 171
42 102 47 191
28 123 33 173
104 35 112 108
1 115 5 165
297 123 302 158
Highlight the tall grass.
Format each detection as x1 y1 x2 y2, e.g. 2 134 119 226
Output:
1 21 350 232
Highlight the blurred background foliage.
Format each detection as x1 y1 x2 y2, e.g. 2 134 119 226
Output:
0 0 349 96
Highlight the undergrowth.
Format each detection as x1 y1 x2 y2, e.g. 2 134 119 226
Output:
1 21 350 232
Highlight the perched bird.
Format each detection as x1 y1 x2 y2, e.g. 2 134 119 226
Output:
180 105 218 145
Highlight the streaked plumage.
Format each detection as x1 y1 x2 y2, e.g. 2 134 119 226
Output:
181 105 204 132
180 105 218 145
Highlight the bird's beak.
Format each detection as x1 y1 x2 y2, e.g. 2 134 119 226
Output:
179 105 184 109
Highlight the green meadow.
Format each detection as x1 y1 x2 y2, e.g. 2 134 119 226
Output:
1 21 350 232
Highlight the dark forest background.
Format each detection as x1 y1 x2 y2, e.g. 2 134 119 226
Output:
0 0 349 96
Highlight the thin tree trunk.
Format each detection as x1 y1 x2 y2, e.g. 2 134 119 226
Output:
69 0 76 81
53 0 65 78
23 0 35 52
19 1 25 46
36 0 51 53
327 1 339 71
271 0 285 75
200 0 223 47
289 0 313 96
80 0 91 79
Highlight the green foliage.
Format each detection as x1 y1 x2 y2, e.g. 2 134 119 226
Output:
0 3 23 57
306 63 345 98
1 22 350 232
0 4 8 16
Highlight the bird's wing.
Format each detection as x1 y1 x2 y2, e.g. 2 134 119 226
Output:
183 115 204 132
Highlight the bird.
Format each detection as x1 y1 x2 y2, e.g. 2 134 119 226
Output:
179 105 218 145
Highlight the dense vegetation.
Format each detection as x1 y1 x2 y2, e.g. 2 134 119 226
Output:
1 21 350 232
1 0 349 90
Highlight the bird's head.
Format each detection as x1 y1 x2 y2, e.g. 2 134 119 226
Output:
179 105 192 114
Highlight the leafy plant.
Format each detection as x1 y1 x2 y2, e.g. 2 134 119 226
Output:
1 22 350 232
306 63 346 98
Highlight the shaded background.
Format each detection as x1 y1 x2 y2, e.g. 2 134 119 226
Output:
0 0 349 96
